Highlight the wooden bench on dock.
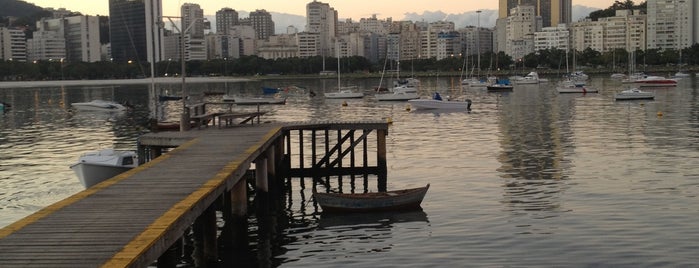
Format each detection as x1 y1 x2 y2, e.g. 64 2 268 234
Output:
217 112 267 127
188 103 220 129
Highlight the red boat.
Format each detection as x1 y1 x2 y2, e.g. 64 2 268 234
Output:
634 76 677 87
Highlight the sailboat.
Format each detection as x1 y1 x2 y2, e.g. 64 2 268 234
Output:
324 43 364 99
375 56 418 101
557 49 596 93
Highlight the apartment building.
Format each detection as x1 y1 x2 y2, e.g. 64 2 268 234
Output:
0 27 27 62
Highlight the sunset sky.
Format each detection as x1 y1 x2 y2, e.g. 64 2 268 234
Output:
26 0 615 19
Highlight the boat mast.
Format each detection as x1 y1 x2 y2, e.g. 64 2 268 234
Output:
336 41 340 89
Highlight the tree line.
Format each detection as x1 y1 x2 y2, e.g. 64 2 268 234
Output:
2 45 698 81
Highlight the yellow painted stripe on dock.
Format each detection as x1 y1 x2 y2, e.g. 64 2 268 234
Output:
0 138 201 239
102 127 282 268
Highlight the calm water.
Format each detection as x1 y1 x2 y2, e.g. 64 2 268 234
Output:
1 76 699 267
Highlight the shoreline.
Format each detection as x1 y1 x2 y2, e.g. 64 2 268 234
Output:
0 77 255 89
1 66 696 89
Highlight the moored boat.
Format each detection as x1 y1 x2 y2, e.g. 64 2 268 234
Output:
71 100 127 111
408 93 472 110
375 91 419 101
313 184 430 213
222 95 287 105
633 76 677 87
556 80 598 94
324 87 365 99
614 88 655 101
70 149 137 188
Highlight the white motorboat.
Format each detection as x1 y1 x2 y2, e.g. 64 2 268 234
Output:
222 95 287 105
70 149 137 188
408 93 472 110
614 88 655 101
513 72 540 85
71 100 127 111
611 73 626 79
673 72 690 78
375 91 419 101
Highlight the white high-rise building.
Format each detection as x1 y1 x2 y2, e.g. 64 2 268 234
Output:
306 1 337 57
647 0 695 50
27 31 66 61
569 10 646 53
534 24 569 52
0 27 27 62
180 3 206 61
506 5 541 60
31 16 101 62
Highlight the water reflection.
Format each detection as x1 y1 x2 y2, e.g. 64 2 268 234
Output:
496 84 568 218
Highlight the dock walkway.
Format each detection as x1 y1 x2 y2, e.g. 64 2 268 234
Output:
0 125 282 267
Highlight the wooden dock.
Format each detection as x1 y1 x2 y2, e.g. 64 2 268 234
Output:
0 121 389 267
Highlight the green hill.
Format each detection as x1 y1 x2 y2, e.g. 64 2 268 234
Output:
0 0 45 19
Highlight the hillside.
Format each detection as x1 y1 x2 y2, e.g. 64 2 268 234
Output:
0 0 44 18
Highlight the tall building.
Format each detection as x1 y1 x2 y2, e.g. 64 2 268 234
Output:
216 8 239 35
109 0 163 63
181 3 205 38
647 0 695 50
250 9 275 40
499 0 571 28
0 27 27 62
31 16 101 62
180 3 206 61
506 5 540 60
306 1 337 57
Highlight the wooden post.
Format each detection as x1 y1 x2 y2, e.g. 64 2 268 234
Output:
227 178 249 259
255 157 268 193
297 130 303 169
192 205 217 267
266 146 276 194
377 129 387 192
137 141 147 165
157 236 181 268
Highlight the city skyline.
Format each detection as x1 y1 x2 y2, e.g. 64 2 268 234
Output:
28 0 614 20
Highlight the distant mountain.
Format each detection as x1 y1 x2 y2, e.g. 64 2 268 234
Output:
255 5 602 33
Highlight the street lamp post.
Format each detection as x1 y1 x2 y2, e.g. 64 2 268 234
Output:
476 10 481 74
162 16 208 131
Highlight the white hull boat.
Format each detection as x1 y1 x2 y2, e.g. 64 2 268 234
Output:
375 91 419 101
71 100 127 111
223 95 287 105
513 72 540 85
557 81 597 93
408 98 472 110
557 86 598 94
614 88 655 101
70 149 137 188
390 85 418 93
324 88 364 99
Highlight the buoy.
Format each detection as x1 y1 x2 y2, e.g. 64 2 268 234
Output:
386 117 393 124
342 101 348 107
657 111 663 117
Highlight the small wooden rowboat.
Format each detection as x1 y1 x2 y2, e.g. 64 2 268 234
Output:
313 184 429 213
